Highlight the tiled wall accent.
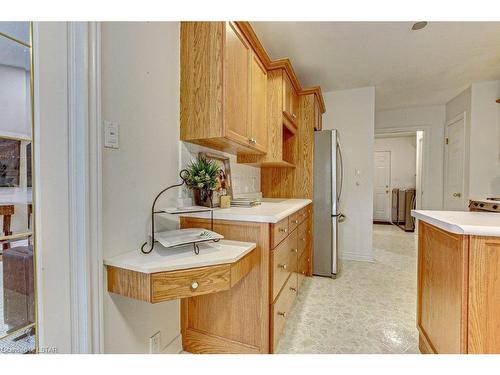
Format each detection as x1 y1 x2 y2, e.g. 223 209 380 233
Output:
179 142 261 201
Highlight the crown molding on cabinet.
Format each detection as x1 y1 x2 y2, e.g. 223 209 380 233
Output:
235 21 326 114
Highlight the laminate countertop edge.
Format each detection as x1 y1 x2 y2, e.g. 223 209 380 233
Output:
104 240 257 274
178 198 312 223
412 210 500 237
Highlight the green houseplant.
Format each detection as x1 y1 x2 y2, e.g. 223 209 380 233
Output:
185 156 220 207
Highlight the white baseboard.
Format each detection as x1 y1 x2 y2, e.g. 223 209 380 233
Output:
341 252 374 262
162 334 183 354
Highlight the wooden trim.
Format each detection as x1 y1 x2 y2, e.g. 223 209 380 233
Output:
106 266 152 303
299 86 326 114
182 328 260 354
235 21 326 114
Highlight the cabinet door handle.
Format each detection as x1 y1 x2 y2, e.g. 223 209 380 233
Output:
453 192 462 198
289 287 297 292
278 264 287 270
291 248 298 253
292 113 297 119
279 227 288 233
278 311 287 318
191 281 199 290
249 138 256 144
301 238 306 242
292 220 299 224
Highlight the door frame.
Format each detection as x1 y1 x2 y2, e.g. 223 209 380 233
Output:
33 21 103 354
443 112 467 210
375 125 429 210
373 150 392 222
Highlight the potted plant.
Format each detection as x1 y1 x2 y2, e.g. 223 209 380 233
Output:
184 156 220 207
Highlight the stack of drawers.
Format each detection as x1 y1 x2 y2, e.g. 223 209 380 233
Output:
270 204 312 351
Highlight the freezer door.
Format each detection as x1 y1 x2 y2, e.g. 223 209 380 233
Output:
313 130 334 277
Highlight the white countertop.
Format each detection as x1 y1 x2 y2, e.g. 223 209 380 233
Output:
412 210 500 236
177 198 312 223
104 240 256 274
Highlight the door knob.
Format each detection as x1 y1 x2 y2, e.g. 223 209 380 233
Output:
453 192 462 198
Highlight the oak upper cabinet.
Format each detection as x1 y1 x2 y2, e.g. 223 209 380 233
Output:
250 53 268 153
180 22 266 155
283 72 299 125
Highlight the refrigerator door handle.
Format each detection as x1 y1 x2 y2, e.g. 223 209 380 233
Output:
337 140 344 203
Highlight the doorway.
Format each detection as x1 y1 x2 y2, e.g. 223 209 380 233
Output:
373 131 423 229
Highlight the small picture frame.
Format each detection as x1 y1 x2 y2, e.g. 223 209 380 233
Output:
198 152 233 207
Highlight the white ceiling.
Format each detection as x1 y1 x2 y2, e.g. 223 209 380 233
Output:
251 22 500 111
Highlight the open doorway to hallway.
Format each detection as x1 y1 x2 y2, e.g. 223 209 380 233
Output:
373 131 424 232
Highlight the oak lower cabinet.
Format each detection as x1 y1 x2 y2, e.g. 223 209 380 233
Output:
180 22 266 155
180 203 313 353
417 221 500 354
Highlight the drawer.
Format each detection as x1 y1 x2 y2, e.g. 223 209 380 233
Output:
151 264 231 303
298 204 312 224
297 219 310 257
271 273 298 351
271 229 298 302
289 211 301 233
271 217 290 248
297 250 310 290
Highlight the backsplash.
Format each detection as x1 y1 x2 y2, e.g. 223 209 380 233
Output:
179 142 262 202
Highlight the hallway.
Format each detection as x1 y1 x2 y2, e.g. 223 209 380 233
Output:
277 224 419 354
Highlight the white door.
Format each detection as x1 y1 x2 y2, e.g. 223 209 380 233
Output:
444 115 466 210
373 151 391 221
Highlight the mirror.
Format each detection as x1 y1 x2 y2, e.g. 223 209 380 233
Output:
0 22 35 354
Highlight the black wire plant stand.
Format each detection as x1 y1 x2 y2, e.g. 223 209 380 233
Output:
140 169 220 255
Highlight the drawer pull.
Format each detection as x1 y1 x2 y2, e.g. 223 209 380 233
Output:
278 264 288 270
249 138 257 144
291 248 298 253
292 220 299 224
191 281 199 290
279 227 288 233
290 287 297 292
278 311 287 318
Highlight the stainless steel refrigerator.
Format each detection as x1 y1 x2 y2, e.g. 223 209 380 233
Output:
313 129 344 278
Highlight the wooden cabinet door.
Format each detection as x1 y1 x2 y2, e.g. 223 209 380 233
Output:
468 236 500 353
314 96 322 131
417 222 468 354
282 72 298 121
224 22 251 144
250 54 267 153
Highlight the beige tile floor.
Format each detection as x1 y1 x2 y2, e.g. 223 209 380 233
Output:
277 224 419 354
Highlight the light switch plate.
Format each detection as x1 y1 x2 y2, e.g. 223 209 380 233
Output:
104 121 119 149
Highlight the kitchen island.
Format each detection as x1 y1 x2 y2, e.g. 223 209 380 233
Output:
412 210 500 354
180 198 313 353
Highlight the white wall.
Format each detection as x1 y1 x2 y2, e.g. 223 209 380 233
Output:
101 22 182 354
445 81 500 200
323 87 375 262
375 105 446 209
374 136 416 190
469 80 500 197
